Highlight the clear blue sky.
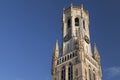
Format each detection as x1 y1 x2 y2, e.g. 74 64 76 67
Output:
0 0 120 80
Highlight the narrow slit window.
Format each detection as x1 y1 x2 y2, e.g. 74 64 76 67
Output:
83 20 85 29
61 66 66 80
68 19 71 28
68 63 73 80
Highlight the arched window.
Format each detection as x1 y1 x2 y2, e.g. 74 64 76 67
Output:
61 66 66 80
75 18 79 26
68 63 73 80
68 19 71 28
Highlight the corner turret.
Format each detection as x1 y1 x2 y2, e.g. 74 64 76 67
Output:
52 40 59 75
53 40 59 59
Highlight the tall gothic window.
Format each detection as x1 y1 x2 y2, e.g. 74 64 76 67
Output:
68 19 71 28
68 63 73 80
61 66 66 80
75 18 79 26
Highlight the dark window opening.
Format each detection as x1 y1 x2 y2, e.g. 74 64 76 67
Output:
75 18 79 26
70 54 72 58
67 55 69 60
73 52 75 57
68 63 73 80
65 56 66 61
83 20 85 29
61 66 66 80
68 19 71 28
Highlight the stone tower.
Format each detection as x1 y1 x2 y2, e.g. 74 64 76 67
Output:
52 4 102 80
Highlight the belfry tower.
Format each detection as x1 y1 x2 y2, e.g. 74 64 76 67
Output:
52 4 102 80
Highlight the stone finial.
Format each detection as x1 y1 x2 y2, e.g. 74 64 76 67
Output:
94 43 99 56
54 40 59 51
52 40 59 75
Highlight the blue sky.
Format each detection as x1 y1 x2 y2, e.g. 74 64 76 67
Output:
0 0 120 80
